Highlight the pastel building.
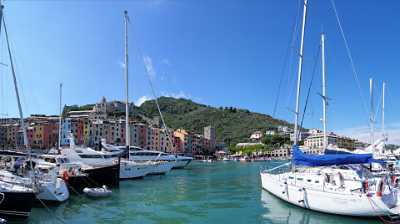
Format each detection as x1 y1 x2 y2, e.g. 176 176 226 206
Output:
174 129 192 154
204 126 216 150
60 118 72 146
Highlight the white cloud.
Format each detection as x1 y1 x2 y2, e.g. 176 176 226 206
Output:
143 55 156 80
338 123 400 145
135 95 152 106
161 91 191 99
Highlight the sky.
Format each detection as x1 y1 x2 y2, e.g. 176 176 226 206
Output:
1 0 400 143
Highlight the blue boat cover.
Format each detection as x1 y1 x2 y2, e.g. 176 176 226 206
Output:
292 145 375 166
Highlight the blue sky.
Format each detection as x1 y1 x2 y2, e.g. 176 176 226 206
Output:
1 0 400 143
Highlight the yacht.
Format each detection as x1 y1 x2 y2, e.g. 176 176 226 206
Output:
129 149 192 169
39 154 97 193
61 146 120 188
119 159 153 179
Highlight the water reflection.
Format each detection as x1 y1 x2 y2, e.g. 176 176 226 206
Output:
260 190 379 224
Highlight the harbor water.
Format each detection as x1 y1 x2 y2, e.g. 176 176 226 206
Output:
19 161 380 224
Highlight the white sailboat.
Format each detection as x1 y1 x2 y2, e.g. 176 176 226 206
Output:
117 10 156 180
0 2 69 205
260 0 400 217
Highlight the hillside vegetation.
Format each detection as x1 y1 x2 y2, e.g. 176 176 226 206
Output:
139 97 292 145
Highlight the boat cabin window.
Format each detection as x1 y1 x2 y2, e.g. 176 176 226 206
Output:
297 178 303 181
75 150 83 153
307 179 312 182
130 152 159 156
288 176 294 179
315 181 319 183
44 158 56 163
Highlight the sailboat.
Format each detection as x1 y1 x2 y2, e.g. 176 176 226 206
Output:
260 0 400 217
0 8 70 204
0 2 35 217
117 10 157 179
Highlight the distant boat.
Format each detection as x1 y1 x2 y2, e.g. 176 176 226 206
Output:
239 156 250 162
128 149 192 169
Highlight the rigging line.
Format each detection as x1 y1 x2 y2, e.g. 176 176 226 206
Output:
272 25 295 117
140 51 175 152
297 44 321 141
129 16 175 152
285 0 303 111
329 0 369 122
272 0 302 117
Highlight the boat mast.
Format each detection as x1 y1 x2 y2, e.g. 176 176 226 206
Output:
3 7 29 154
58 83 62 150
124 10 130 157
321 33 327 150
381 81 385 140
294 0 308 145
369 78 374 145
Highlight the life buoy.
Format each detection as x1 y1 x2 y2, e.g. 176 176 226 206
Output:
363 180 369 193
62 170 69 181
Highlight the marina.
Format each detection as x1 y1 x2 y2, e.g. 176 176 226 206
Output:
8 161 380 224
0 0 400 223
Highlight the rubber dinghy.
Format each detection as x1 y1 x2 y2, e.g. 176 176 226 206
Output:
83 185 112 198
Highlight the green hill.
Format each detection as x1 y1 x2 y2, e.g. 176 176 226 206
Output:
138 97 292 145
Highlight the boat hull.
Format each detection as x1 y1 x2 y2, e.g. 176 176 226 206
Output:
172 159 192 169
148 162 174 175
65 175 94 193
82 163 120 188
36 178 69 203
119 161 152 179
0 191 35 218
260 171 398 217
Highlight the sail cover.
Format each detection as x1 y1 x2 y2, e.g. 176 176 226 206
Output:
292 146 375 166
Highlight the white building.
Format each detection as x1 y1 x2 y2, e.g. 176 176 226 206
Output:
250 131 263 141
304 132 356 150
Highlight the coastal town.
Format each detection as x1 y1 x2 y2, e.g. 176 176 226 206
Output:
0 97 218 156
0 96 371 162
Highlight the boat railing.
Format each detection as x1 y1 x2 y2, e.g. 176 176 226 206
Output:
262 162 291 175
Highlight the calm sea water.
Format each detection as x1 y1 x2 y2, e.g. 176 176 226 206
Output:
14 161 381 224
